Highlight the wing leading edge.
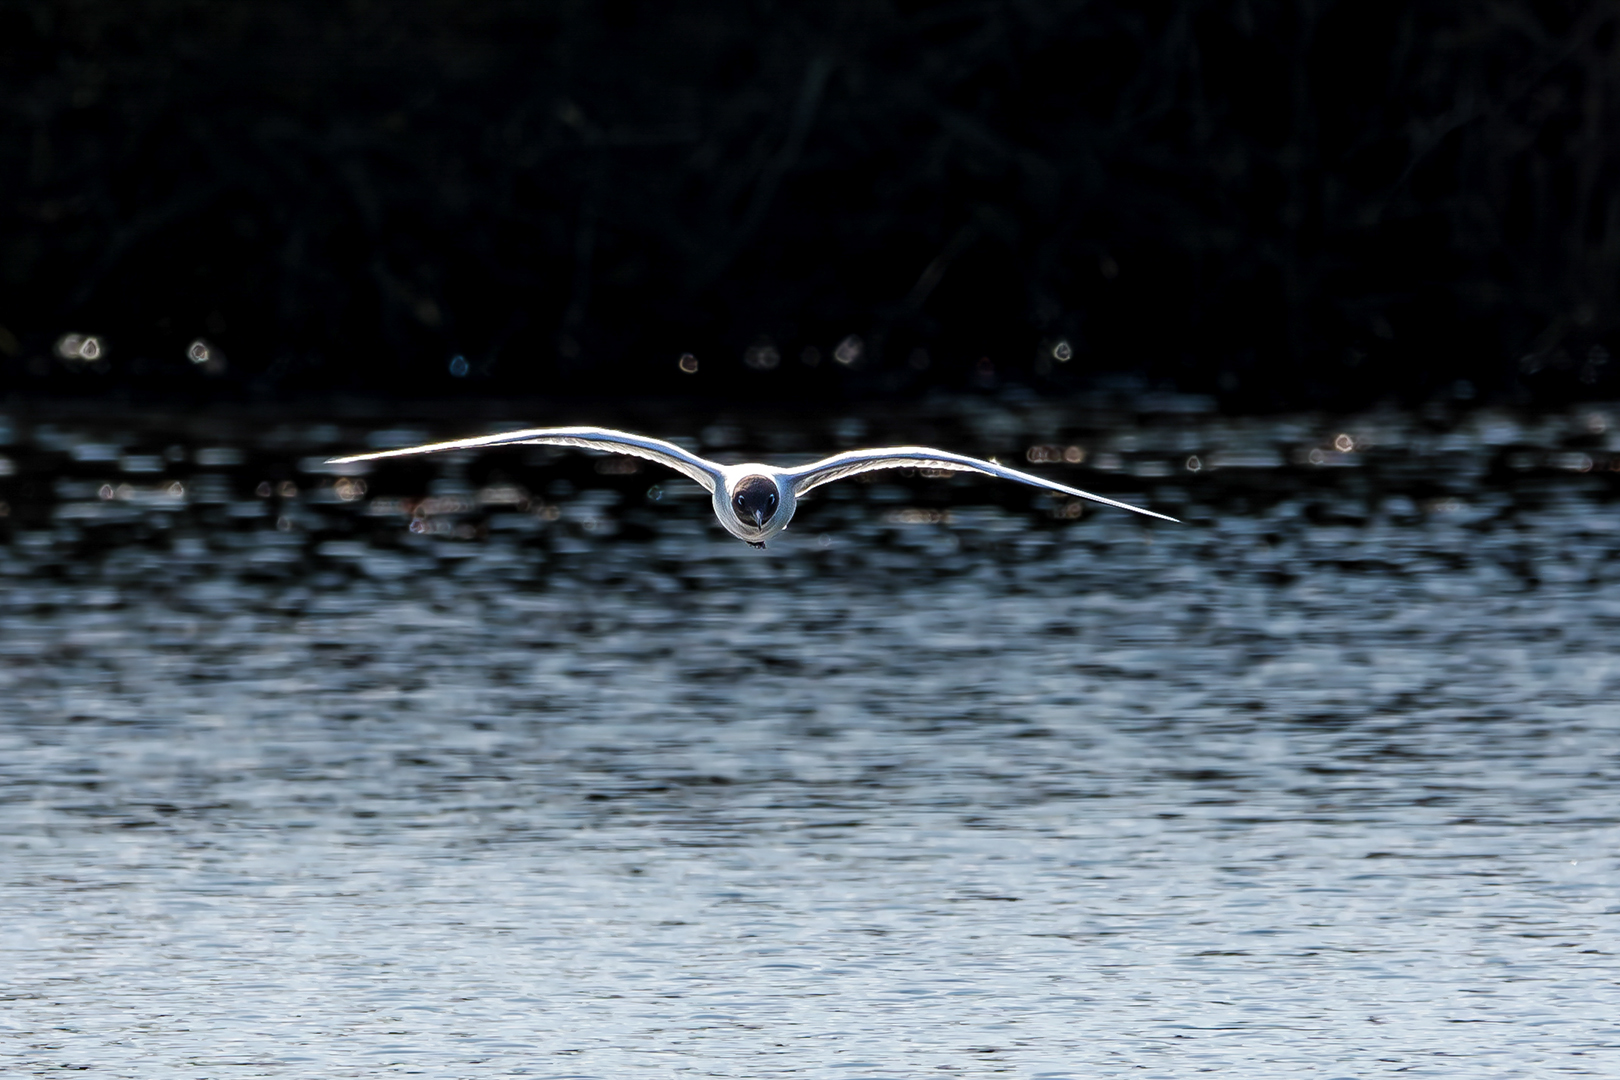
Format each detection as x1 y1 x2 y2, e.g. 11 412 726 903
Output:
327 426 722 492
786 446 1178 522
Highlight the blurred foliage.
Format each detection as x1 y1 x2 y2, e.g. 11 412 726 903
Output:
0 0 1616 407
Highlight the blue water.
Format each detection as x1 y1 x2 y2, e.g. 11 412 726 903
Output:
1 400 1617 1076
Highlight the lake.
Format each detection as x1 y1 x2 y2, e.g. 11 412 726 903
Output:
1 396 1617 1077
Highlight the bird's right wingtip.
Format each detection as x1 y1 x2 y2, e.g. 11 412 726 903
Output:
326 450 400 465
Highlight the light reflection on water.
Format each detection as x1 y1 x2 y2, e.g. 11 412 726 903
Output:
1 400 1618 1077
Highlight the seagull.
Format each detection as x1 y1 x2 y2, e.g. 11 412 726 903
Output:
329 425 1177 546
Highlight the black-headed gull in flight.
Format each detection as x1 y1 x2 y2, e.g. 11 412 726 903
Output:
329 426 1177 547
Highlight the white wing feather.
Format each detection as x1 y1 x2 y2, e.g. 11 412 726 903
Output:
786 446 1178 522
328 426 722 492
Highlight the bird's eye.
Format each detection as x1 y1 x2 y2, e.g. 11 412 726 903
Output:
767 493 778 507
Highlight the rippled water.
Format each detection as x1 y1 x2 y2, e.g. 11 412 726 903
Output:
2 398 1618 1077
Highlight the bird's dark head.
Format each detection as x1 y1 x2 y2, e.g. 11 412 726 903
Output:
731 475 780 528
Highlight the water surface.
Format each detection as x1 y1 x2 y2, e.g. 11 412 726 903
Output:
2 399 1618 1077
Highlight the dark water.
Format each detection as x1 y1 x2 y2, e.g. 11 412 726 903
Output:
2 398 1618 1077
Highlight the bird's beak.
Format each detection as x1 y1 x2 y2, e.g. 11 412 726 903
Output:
752 509 766 528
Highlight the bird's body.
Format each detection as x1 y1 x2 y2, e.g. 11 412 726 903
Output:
329 425 1176 544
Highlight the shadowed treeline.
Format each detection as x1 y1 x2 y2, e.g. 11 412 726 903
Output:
1 0 1616 407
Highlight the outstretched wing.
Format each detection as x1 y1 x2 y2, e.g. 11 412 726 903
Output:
785 446 1178 522
328 426 722 492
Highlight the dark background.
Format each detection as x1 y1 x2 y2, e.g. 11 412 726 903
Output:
1 0 1617 411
